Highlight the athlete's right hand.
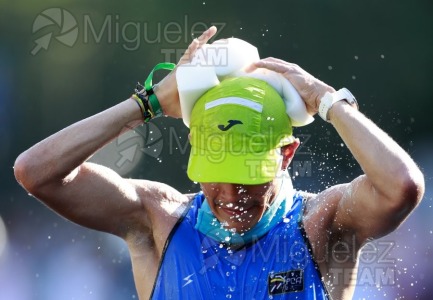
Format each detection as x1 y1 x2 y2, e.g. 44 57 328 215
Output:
154 26 217 118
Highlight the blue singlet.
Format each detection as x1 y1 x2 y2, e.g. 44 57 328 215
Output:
151 192 330 299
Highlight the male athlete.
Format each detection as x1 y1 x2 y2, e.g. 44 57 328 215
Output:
14 27 424 299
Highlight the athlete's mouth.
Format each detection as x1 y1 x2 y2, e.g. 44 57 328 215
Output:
220 206 244 216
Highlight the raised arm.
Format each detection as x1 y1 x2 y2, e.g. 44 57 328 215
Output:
326 100 425 240
13 27 217 238
14 98 155 236
251 58 425 245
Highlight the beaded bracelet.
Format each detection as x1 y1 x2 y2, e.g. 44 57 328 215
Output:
132 83 154 122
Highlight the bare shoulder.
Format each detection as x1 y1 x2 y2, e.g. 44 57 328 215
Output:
298 185 351 255
123 179 198 253
299 185 347 222
127 179 193 218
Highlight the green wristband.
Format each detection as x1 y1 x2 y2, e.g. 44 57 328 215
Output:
144 62 176 117
148 92 162 117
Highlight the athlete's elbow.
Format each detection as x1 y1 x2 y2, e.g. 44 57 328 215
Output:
402 168 425 207
389 167 425 216
14 151 49 195
14 152 33 191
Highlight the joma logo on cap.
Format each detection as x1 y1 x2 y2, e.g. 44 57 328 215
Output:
218 120 243 131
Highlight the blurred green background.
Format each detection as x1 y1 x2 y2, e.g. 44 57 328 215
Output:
1 0 432 299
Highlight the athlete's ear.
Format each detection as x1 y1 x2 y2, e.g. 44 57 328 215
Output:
280 138 300 170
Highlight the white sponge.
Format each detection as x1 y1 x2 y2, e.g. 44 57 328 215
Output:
176 63 220 126
176 37 314 127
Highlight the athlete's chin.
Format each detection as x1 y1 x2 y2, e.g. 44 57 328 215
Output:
214 207 263 233
221 217 258 233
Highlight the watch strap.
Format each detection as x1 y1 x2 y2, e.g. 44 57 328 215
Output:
318 88 358 121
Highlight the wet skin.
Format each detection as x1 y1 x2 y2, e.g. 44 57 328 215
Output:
200 178 282 233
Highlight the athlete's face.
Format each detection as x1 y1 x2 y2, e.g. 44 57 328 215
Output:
200 179 281 233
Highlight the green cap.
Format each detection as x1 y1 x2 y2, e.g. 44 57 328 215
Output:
187 77 294 184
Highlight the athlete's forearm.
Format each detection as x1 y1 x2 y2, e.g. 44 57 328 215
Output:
328 101 424 203
14 98 142 191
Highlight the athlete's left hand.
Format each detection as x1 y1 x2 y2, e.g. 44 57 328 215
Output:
247 57 335 116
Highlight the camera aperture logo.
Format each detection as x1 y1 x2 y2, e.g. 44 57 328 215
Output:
31 8 78 55
88 123 164 176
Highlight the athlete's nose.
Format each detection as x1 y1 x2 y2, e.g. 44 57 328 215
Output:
214 184 252 207
218 183 248 198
